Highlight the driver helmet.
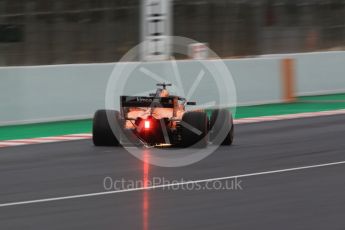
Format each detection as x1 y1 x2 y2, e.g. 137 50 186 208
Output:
160 89 169 97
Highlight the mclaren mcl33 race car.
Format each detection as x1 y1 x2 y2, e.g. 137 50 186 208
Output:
92 83 234 148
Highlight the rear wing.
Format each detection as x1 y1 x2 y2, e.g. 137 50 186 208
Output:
120 96 174 108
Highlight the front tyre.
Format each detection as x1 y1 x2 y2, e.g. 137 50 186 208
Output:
92 110 120 146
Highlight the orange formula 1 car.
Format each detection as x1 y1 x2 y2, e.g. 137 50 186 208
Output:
92 83 234 147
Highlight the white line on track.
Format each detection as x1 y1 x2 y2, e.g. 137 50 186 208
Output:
1 160 345 208
0 134 92 148
233 109 345 125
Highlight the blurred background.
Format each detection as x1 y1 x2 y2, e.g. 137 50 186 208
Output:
0 0 344 66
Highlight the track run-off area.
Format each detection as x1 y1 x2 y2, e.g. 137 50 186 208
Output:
1 112 345 229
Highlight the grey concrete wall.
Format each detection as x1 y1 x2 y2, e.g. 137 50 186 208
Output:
3 51 344 126
0 63 113 125
294 51 345 96
260 51 345 96
0 58 282 125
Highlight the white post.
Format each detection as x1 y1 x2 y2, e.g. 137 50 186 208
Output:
141 0 172 61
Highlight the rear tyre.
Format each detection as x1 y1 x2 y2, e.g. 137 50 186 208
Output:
92 110 120 146
210 109 234 145
181 111 208 148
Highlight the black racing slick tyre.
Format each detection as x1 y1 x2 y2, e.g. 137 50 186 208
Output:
181 111 209 148
92 110 120 146
210 109 234 145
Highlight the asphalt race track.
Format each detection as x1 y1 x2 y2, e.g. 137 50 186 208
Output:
1 114 345 229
